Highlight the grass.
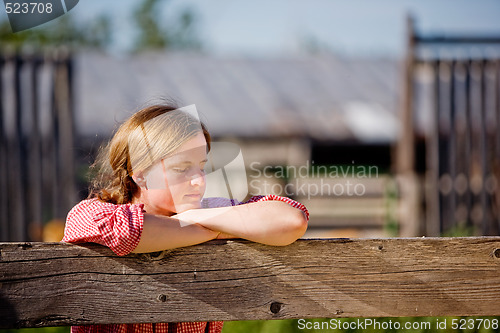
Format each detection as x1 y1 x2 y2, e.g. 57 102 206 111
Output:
222 317 500 333
3 317 500 333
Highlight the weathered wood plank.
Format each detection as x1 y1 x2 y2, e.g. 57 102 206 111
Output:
1 237 500 328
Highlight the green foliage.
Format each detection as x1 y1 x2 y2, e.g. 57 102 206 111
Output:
442 223 477 237
131 0 202 52
384 177 399 237
132 0 167 50
222 317 500 333
222 319 298 333
0 14 111 51
1 317 500 333
0 327 69 333
0 0 202 53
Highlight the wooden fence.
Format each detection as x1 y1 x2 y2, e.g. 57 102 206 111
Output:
0 50 76 242
396 16 500 237
1 237 500 328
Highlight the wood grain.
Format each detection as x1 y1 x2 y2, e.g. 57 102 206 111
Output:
1 237 500 328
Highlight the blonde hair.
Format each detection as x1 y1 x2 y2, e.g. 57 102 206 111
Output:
90 103 211 204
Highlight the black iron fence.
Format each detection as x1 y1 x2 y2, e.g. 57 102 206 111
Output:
0 50 75 241
399 16 500 236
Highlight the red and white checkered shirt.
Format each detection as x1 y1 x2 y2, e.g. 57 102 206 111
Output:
63 195 308 333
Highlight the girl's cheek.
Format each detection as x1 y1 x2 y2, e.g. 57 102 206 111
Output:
164 172 185 187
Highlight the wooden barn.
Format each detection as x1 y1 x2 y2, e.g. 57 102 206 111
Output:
74 51 401 239
2 17 499 241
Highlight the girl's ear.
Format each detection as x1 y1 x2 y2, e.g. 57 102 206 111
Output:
132 172 147 189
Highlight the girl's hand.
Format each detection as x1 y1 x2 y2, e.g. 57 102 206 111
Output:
172 201 308 246
131 213 220 253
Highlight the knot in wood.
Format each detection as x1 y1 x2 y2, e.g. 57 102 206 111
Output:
494 248 500 258
157 294 167 302
270 302 282 314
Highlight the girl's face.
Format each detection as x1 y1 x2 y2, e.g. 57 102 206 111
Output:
139 132 208 215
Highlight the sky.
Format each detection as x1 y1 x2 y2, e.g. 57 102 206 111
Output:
2 0 500 57
74 0 500 58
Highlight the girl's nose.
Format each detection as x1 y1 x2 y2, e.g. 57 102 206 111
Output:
190 171 205 186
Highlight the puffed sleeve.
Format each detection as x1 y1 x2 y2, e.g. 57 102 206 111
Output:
244 195 310 221
62 198 145 256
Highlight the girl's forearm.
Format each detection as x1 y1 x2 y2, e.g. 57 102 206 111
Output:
175 201 308 246
131 214 220 253
132 201 308 253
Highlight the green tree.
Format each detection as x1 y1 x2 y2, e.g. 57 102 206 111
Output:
0 13 111 51
131 0 202 52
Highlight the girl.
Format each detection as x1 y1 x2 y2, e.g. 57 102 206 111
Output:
63 102 309 333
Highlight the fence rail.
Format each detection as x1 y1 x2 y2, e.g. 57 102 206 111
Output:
1 237 500 328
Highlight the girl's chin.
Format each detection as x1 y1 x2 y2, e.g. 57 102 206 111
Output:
175 202 202 213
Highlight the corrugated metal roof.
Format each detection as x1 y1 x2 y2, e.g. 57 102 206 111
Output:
74 52 401 142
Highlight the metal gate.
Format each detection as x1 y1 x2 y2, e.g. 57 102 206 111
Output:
0 50 75 241
399 16 500 236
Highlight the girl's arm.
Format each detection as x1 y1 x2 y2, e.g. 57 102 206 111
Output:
131 214 220 253
64 197 306 255
133 200 307 253
173 200 308 246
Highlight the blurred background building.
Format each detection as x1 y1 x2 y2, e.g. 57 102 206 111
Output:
1 0 499 241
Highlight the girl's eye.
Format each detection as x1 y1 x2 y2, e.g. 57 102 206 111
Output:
173 167 189 173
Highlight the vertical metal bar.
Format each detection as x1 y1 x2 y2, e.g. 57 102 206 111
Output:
67 55 76 206
448 60 457 233
496 60 500 233
469 60 484 234
39 56 56 226
0 55 8 241
438 60 446 235
397 15 416 174
478 60 489 235
438 60 453 234
484 60 499 235
50 55 60 221
464 60 474 232
26 56 43 241
9 55 27 241
453 61 469 231
54 52 76 219
426 60 441 236
397 15 422 237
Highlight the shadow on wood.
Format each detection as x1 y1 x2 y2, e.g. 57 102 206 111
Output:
1 237 500 328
